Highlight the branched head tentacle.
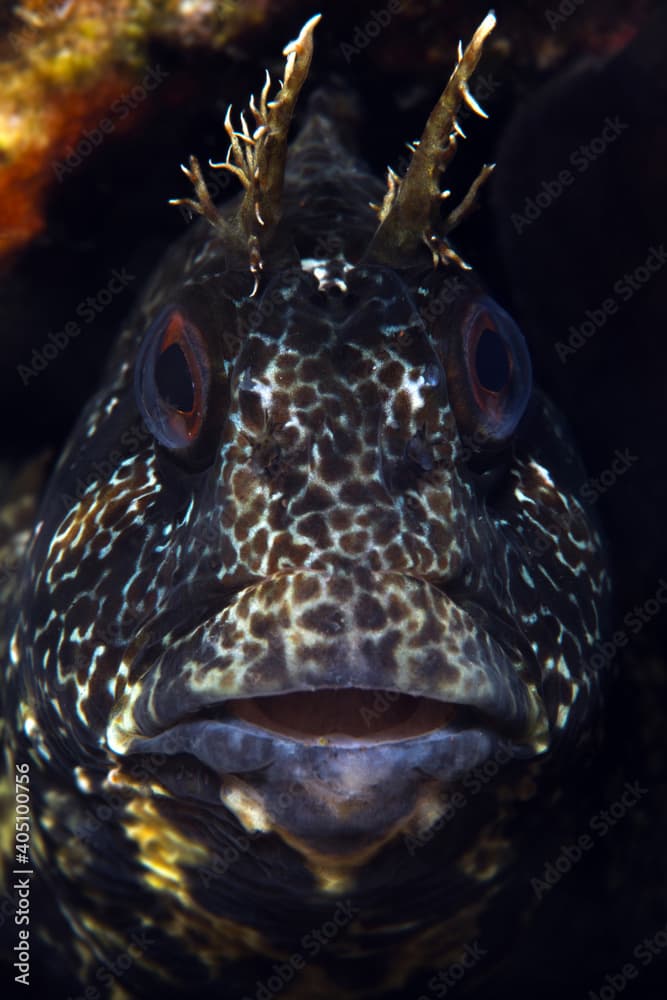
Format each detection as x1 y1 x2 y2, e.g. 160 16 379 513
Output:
365 11 496 270
169 13 321 295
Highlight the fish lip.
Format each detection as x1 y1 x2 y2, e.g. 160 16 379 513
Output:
122 711 531 786
108 570 548 760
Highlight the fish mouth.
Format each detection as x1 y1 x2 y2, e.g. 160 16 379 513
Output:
109 569 548 844
126 687 508 775
224 688 474 743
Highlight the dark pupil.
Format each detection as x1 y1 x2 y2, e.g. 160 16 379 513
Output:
475 327 510 393
155 343 194 412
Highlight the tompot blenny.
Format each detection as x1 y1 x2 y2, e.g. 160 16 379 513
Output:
1 13 611 999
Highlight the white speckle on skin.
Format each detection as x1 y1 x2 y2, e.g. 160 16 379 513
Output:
300 256 353 293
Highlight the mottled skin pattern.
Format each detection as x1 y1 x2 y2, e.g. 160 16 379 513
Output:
1 17 609 999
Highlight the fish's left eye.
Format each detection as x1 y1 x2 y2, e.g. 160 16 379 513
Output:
135 307 210 450
448 295 532 448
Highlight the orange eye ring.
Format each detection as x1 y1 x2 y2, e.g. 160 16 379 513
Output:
447 296 532 448
135 307 210 450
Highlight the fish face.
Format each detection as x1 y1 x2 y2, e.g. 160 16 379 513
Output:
3 13 610 995
15 191 604 851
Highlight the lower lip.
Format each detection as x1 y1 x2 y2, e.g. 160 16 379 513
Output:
125 691 536 790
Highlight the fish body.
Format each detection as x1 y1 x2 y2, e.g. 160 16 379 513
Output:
1 15 609 998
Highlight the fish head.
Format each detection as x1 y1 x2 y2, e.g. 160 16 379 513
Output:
12 15 609 898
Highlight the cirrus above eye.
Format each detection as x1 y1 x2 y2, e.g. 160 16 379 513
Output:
448 295 532 447
135 307 210 449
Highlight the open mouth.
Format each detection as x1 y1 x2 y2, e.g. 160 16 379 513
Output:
122 685 533 791
109 570 548 841
210 689 478 744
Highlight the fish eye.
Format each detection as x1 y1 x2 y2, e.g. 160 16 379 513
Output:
135 307 210 450
448 295 532 448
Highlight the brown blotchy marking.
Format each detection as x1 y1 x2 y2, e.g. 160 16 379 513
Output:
392 390 411 426
331 426 361 456
275 368 295 389
330 508 352 532
429 490 452 523
280 469 308 497
267 536 311 573
428 521 450 552
235 511 257 542
358 380 380 410
379 360 404 389
270 390 291 425
240 336 274 372
339 481 387 507
250 612 276 640
354 594 387 631
340 531 369 555
414 614 443 646
300 602 345 636
267 499 288 532
248 646 289 689
294 385 316 408
239 390 265 432
317 438 353 483
300 357 326 383
277 351 300 369
373 512 400 547
299 514 331 548
270 577 290 603
387 594 405 623
363 628 401 676
293 575 321 604
367 550 382 571
384 543 408 568
291 485 334 516
253 527 268 558
419 647 458 685
231 468 259 505
328 575 354 602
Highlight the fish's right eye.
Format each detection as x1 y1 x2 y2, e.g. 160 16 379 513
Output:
135 307 210 450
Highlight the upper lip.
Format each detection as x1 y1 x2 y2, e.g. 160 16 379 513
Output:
107 571 548 773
